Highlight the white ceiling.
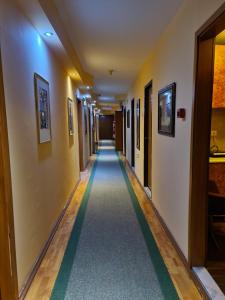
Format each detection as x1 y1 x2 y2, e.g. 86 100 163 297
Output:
52 0 184 101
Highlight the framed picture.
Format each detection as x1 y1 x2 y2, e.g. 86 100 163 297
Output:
158 82 176 137
127 110 130 128
136 99 140 150
34 73 51 143
67 98 74 135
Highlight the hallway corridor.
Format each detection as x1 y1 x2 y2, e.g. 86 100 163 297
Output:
3 1 225 299
51 140 178 299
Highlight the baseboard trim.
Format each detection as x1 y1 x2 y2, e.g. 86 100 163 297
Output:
18 178 81 300
123 157 209 299
150 203 210 299
84 158 91 170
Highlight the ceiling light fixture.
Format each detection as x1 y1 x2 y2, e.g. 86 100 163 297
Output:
82 94 91 99
109 69 115 76
44 32 54 37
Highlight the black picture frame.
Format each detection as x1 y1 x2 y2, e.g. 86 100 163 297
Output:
158 82 176 137
136 99 140 150
127 110 130 128
34 73 51 143
67 98 74 135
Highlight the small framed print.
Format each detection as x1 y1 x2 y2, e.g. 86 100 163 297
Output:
158 82 176 137
34 73 51 143
67 98 74 135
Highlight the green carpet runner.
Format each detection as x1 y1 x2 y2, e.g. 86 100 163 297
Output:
51 141 179 300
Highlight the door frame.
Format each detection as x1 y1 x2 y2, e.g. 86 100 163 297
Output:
189 3 225 266
131 99 135 167
0 47 18 299
144 80 153 188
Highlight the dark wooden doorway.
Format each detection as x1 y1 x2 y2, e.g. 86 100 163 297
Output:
144 81 153 190
0 47 18 300
99 115 114 140
77 99 84 171
88 107 92 155
189 4 225 267
131 99 135 167
123 107 126 156
115 111 123 151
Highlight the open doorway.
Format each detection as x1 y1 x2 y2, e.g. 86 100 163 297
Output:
131 99 135 168
144 81 152 197
190 4 225 294
0 47 18 300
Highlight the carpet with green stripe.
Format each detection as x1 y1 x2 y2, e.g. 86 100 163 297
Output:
51 140 179 300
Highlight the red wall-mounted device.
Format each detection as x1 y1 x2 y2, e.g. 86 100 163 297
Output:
177 108 186 120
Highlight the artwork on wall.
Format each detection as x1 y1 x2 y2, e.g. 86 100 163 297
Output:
158 82 176 137
127 110 130 128
34 73 51 143
67 98 74 135
136 99 140 150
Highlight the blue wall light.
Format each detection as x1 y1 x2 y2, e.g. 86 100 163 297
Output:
44 32 54 37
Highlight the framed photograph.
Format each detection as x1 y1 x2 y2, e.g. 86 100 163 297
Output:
67 98 74 135
127 110 130 128
34 73 51 143
136 99 140 150
158 82 176 137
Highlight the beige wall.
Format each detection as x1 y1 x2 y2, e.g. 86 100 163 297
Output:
0 0 80 289
126 0 225 258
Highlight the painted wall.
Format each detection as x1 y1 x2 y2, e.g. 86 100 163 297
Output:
126 0 225 258
0 0 80 289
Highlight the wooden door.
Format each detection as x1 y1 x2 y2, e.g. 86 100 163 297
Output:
77 100 84 171
144 82 152 189
0 47 18 300
123 107 126 156
99 115 114 140
189 4 225 266
88 107 92 155
131 99 135 167
115 111 123 151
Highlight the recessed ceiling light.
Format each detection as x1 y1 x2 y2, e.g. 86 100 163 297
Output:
44 32 54 37
86 86 91 90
